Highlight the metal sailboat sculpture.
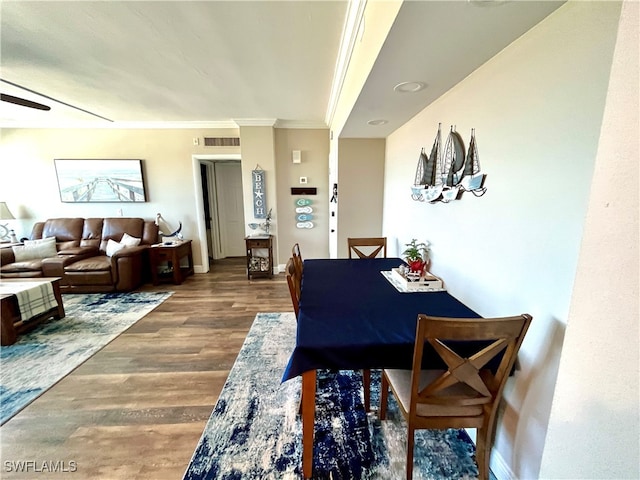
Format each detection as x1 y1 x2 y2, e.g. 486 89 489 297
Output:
440 125 466 202
411 123 444 203
411 124 487 203
459 128 487 196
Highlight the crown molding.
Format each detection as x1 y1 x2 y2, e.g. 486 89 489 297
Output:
274 119 328 130
325 0 367 128
232 118 277 127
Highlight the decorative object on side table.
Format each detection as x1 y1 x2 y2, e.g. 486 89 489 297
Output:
155 213 183 243
259 208 273 235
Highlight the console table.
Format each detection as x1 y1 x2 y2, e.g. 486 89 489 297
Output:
1 278 65 346
149 240 194 285
245 235 273 279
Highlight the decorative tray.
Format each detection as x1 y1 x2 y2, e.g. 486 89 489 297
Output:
381 268 445 293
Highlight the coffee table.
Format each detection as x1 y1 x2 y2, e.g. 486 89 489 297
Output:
0 278 65 346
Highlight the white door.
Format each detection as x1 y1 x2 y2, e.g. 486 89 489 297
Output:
215 162 246 257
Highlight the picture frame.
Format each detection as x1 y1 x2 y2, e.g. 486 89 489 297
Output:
54 159 147 203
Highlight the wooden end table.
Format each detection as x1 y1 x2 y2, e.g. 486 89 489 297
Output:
149 240 194 285
245 235 274 280
1 277 65 346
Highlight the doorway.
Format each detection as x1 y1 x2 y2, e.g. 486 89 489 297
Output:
194 155 246 271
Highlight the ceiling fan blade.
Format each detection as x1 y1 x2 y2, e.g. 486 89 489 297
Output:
0 93 51 111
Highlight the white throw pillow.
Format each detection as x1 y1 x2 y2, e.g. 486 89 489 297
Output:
13 236 57 261
106 239 126 257
120 233 141 247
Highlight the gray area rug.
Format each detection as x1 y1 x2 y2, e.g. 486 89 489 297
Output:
0 291 172 425
184 312 491 480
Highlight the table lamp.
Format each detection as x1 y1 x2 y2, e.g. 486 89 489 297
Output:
0 202 16 242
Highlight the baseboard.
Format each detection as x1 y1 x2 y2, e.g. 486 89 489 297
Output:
466 428 515 480
490 449 515 480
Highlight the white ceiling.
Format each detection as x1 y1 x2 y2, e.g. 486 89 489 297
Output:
0 0 565 137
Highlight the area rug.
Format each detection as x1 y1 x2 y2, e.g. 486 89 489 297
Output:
0 291 172 425
183 312 493 480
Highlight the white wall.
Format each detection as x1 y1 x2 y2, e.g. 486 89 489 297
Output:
274 128 331 264
540 1 639 477
337 138 386 258
382 2 626 478
0 127 239 269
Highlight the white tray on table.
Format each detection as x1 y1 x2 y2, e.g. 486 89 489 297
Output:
381 268 445 293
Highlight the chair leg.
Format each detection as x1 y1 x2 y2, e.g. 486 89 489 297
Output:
406 426 415 480
476 427 489 480
379 371 389 420
362 369 371 412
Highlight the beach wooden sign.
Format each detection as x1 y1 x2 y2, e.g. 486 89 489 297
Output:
252 169 267 218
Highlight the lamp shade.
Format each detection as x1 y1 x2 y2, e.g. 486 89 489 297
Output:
0 202 15 220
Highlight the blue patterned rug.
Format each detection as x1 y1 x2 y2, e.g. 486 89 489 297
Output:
0 291 172 425
184 312 492 480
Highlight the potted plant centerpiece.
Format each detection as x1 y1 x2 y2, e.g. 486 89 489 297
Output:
402 239 430 275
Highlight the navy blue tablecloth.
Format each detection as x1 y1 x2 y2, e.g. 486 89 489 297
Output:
282 258 481 381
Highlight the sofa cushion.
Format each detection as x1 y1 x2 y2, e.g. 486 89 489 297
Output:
106 239 126 257
120 233 141 247
57 246 99 255
1 259 45 273
81 218 104 250
100 218 145 252
41 218 84 241
12 237 57 261
56 240 80 251
64 256 111 272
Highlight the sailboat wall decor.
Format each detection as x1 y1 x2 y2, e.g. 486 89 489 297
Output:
411 124 487 203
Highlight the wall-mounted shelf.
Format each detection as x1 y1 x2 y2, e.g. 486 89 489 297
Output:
291 187 317 195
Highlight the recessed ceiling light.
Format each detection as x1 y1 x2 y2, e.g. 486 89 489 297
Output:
367 119 388 126
393 81 426 93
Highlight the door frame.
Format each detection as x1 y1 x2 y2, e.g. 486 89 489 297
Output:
192 153 242 273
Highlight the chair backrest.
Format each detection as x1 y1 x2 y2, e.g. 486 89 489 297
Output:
292 243 303 277
347 237 387 259
285 257 301 318
411 314 531 416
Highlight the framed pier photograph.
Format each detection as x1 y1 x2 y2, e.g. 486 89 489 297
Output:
54 159 147 203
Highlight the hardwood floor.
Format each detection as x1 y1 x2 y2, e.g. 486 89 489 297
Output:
0 258 292 479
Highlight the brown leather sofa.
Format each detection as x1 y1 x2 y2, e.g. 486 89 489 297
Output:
0 217 159 293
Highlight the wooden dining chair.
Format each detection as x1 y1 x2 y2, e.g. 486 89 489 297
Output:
347 237 387 259
346 237 387 410
379 313 532 480
285 257 301 318
292 243 303 278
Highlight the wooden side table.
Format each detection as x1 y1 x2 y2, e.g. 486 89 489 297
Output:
149 240 194 285
1 278 65 346
245 235 273 279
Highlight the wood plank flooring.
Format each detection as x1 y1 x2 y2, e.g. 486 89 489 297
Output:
0 258 292 479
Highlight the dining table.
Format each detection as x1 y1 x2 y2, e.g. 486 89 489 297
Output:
281 258 483 479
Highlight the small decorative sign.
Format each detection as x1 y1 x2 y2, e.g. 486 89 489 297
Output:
296 213 313 221
252 169 267 218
